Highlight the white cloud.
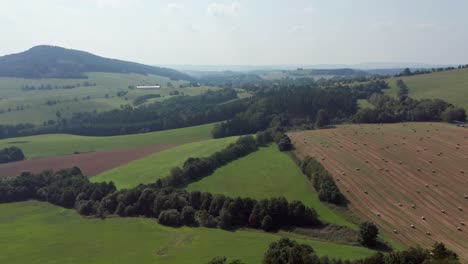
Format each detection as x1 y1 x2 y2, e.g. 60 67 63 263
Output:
165 3 184 14
95 0 142 9
207 2 242 17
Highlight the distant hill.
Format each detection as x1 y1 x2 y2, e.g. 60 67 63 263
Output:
0 45 194 80
386 67 468 110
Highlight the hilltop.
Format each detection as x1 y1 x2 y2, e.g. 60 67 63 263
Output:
0 45 193 81
386 68 468 109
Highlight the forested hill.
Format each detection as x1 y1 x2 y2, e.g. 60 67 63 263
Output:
0 45 194 80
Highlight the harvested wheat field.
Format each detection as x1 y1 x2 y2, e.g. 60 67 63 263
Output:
290 122 468 260
0 144 178 177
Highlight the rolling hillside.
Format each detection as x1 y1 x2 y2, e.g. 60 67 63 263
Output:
187 144 355 228
386 68 468 110
290 122 468 260
0 72 217 125
0 201 376 264
92 137 239 189
0 45 193 80
0 123 215 158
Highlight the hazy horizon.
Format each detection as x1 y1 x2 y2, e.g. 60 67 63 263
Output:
1 0 467 66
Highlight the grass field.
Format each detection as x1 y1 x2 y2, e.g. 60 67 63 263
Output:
0 72 220 125
0 201 377 264
290 122 468 260
0 123 215 159
385 68 468 109
187 144 355 228
92 137 238 189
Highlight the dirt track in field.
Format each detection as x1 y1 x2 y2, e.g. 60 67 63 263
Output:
0 144 178 177
289 122 468 260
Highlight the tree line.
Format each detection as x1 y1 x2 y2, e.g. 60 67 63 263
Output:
259 238 459 264
0 146 25 164
355 91 466 124
22 81 96 91
0 89 246 138
299 156 347 206
0 168 319 232
157 136 259 188
212 85 358 138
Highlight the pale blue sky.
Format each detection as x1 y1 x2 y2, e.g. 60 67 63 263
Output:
0 0 466 65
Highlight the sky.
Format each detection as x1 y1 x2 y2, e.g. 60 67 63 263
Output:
0 0 467 66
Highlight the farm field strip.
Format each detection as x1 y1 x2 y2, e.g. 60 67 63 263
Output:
92 137 239 189
0 123 215 159
0 72 220 125
0 144 178 178
186 144 355 227
289 122 468 260
0 201 377 264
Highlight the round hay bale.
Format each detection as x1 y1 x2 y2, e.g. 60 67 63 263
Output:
434 184 438 187
417 168 421 171
411 224 415 229
441 209 446 214
411 204 415 209
457 226 462 231
421 216 426 220
393 230 398 234
432 170 436 173
458 206 462 211
425 184 429 188
461 222 465 226
356 168 360 171
364 191 368 194
398 203 402 207
426 231 431 236
376 213 381 217
428 160 433 163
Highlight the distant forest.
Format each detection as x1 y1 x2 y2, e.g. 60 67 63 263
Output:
0 77 466 139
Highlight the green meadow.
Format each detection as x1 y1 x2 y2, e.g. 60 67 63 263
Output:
187 144 355 228
92 137 238 189
386 68 468 109
0 72 219 125
0 123 215 159
0 201 377 264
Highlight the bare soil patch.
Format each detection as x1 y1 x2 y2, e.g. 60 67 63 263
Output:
0 144 178 177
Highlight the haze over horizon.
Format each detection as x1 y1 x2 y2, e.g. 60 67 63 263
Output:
1 0 467 66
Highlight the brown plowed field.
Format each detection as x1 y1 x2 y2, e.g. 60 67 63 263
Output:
0 144 178 177
290 122 468 260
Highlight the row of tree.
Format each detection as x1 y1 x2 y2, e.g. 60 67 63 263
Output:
22 82 96 91
355 92 466 123
157 136 259 188
0 89 245 138
0 168 320 232
0 146 25 164
258 238 460 264
396 66 468 77
299 156 346 206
